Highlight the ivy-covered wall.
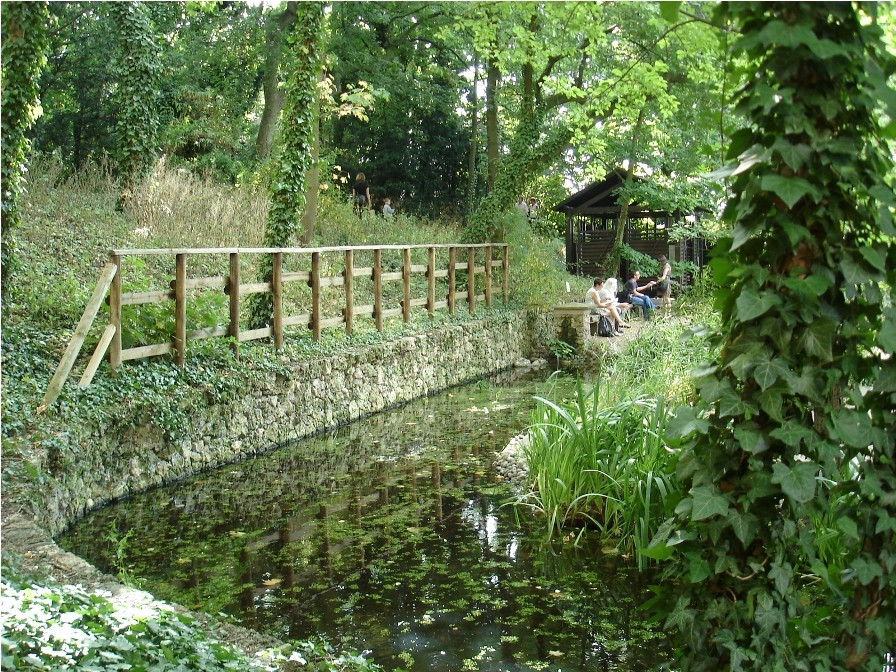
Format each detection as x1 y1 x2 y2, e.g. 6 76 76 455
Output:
28 311 552 537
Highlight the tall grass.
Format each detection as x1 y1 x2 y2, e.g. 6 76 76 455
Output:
516 380 677 570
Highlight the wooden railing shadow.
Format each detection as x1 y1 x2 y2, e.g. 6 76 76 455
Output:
40 243 509 409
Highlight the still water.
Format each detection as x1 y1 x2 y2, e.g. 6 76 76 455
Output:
58 369 670 672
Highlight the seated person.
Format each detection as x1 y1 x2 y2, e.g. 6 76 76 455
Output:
586 278 624 335
602 278 631 326
625 270 656 320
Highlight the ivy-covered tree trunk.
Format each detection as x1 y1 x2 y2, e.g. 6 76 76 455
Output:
109 1 161 180
1 1 50 302
653 4 896 670
249 2 324 330
254 1 298 161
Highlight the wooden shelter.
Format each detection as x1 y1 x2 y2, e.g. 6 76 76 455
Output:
553 168 707 280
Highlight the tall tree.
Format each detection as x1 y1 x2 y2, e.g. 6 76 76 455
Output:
108 1 162 180
1 1 51 300
249 2 324 329
651 3 896 669
254 1 298 161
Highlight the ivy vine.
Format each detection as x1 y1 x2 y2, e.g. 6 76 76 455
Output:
1 1 51 299
649 4 896 670
249 1 324 329
108 1 162 180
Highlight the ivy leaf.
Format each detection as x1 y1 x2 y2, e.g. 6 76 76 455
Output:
718 387 748 418
771 139 812 172
689 485 730 521
771 461 819 503
770 422 814 448
859 246 886 272
735 288 782 322
666 406 710 440
727 509 759 546
830 409 872 448
760 174 821 209
850 557 883 586
878 308 896 352
799 319 835 361
768 561 793 596
753 357 789 391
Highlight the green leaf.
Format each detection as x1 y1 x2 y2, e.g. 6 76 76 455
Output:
830 409 872 448
850 557 883 586
735 288 782 322
727 509 759 546
689 485 730 521
753 357 789 391
878 308 896 352
768 561 793 596
799 319 835 362
770 422 814 448
659 1 682 22
666 406 710 440
760 174 821 209
771 139 812 172
771 461 818 503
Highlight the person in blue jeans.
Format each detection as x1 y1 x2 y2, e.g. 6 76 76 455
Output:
624 270 656 319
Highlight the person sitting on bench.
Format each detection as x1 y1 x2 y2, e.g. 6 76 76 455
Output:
586 278 624 335
624 270 656 320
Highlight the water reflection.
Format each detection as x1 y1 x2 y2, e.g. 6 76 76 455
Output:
58 370 670 671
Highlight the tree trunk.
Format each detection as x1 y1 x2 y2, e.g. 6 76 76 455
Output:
253 2 298 161
485 56 499 193
465 54 480 224
300 70 322 246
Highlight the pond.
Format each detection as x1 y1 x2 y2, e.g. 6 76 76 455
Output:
57 369 671 672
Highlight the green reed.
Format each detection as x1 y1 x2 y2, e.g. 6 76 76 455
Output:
516 380 678 570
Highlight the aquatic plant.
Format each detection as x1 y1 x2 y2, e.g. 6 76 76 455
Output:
516 380 677 569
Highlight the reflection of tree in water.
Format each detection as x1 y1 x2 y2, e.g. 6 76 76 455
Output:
57 370 667 670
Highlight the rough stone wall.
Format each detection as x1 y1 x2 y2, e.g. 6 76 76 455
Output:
30 311 550 536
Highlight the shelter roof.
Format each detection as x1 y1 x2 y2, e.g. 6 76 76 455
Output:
553 168 648 214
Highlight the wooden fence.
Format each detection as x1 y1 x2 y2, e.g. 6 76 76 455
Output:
40 243 509 408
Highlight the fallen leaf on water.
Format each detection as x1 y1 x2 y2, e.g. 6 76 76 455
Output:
176 558 191 565
548 650 564 657
262 578 282 587
229 530 246 538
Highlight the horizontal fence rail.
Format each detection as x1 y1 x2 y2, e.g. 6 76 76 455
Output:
105 243 509 369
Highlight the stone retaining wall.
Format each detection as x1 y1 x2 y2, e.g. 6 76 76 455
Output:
28 310 553 537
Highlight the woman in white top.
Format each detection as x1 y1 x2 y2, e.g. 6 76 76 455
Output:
600 277 632 328
587 278 625 334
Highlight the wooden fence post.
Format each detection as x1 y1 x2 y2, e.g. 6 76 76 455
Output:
502 245 509 304
310 251 321 341
109 253 122 369
174 253 187 366
228 252 240 354
448 246 456 315
467 247 476 313
344 249 354 335
272 251 283 349
427 246 435 316
40 261 119 409
484 244 492 308
373 248 383 331
402 247 411 323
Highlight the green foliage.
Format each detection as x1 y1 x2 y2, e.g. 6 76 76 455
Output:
649 4 896 670
0 569 382 672
250 1 324 329
108 2 162 179
1 0 52 297
516 381 677 571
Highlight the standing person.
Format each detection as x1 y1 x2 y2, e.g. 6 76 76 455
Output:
516 197 529 216
655 255 672 310
382 198 394 218
527 197 538 223
352 172 371 218
624 270 656 320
